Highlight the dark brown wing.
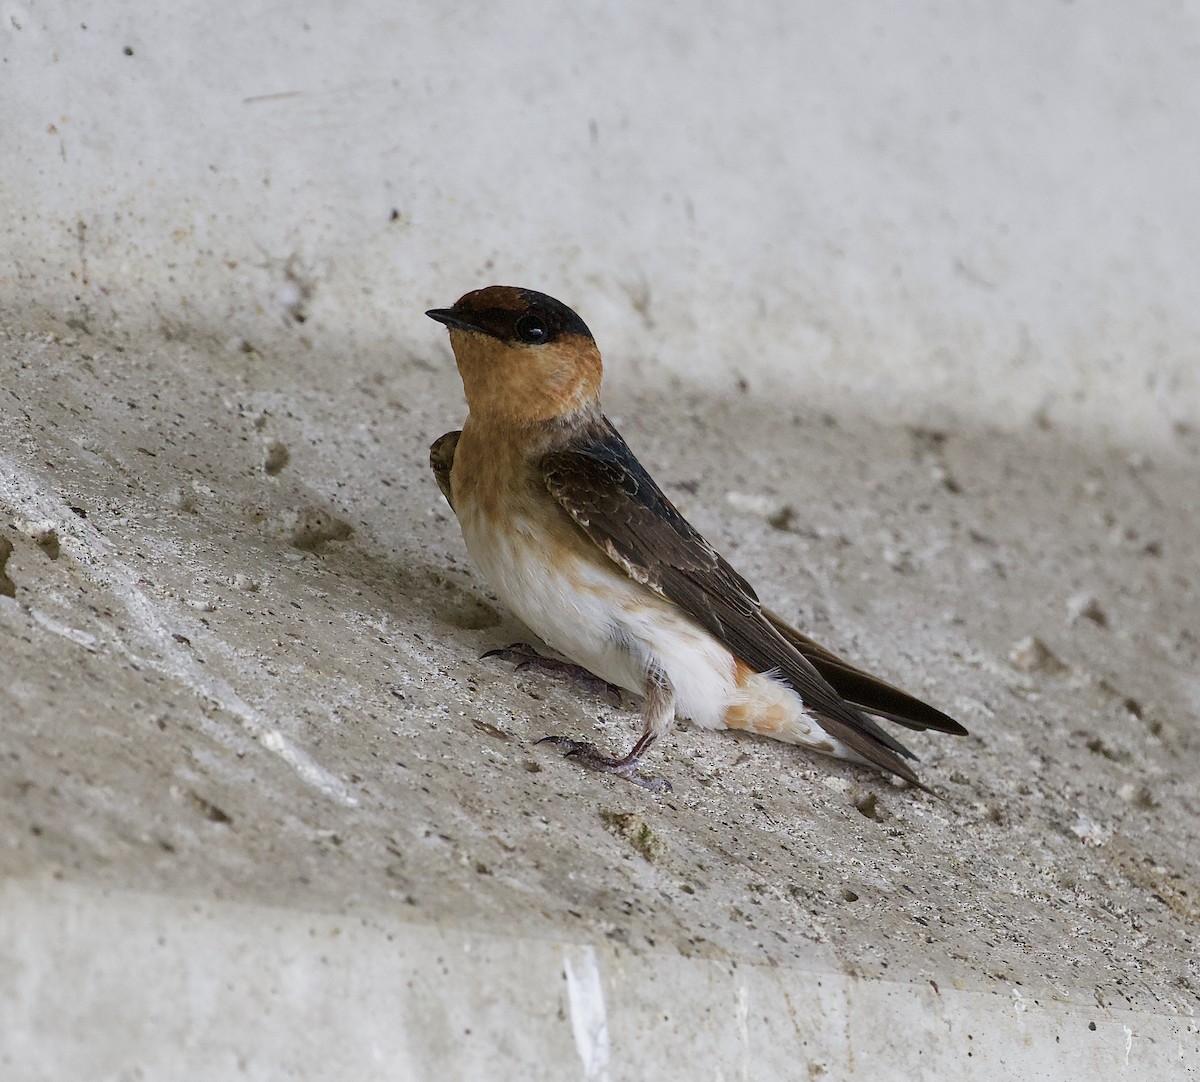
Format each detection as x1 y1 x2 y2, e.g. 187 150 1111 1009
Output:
430 430 461 509
540 417 965 784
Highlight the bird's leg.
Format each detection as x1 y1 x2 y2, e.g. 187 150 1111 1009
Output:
482 642 622 706
539 667 675 793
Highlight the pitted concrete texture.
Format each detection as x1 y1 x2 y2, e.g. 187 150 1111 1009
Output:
1 310 1197 1078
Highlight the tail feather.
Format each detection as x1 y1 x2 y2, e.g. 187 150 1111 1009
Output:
763 608 967 736
725 659 927 787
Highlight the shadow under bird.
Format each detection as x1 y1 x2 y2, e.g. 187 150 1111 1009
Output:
427 285 966 791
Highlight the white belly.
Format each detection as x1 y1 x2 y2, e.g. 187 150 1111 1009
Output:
459 508 738 730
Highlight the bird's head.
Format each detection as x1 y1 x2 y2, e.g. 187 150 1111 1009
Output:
427 286 602 426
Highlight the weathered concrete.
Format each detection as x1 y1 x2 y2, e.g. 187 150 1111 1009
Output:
2 881 1192 1081
3 0 1200 1077
1 311 1197 1078
3 2 1198 443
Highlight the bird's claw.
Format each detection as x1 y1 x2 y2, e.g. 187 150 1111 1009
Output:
536 735 672 793
483 644 623 706
481 641 538 662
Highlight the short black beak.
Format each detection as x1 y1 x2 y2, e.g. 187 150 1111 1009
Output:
425 308 479 332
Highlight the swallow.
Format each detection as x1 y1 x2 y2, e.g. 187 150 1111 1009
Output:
427 286 967 791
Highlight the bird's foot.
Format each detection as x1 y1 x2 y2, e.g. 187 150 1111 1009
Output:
536 735 672 793
482 643 623 706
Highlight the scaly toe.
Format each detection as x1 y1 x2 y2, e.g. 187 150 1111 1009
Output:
535 735 597 757
480 642 539 662
486 648 622 706
535 736 672 793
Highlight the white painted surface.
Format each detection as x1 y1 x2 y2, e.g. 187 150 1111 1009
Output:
3 2 1197 441
563 945 611 1082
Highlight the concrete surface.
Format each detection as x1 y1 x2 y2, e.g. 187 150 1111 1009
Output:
3 1 1200 1079
1 311 1198 1079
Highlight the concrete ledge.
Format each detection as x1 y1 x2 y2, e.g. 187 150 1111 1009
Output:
2 879 1192 1081
2 315 1198 1077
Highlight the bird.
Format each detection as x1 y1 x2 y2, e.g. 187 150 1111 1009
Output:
426 285 966 791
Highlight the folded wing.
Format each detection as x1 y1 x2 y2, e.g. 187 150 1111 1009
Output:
539 416 966 784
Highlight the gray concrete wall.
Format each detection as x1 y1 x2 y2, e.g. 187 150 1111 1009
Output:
4 2 1198 441
2 3 1199 1079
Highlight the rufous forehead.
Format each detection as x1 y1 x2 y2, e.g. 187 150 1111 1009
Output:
453 285 526 312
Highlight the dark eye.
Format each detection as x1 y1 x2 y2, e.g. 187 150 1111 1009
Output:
515 313 549 344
